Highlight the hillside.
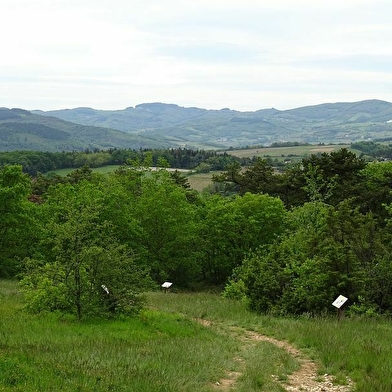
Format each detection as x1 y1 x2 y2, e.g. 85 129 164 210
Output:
0 108 172 152
34 99 392 149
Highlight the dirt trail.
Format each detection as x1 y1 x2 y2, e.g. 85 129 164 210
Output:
196 319 353 392
244 330 353 392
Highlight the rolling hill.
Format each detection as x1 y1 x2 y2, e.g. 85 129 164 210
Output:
1 100 392 152
34 99 392 149
0 108 172 152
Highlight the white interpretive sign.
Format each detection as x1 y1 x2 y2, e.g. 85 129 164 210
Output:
332 295 348 309
161 282 173 289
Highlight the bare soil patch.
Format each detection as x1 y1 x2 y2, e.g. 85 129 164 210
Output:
197 319 353 392
245 330 353 392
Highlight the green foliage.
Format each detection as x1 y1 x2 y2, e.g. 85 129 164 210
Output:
301 148 366 205
0 147 240 176
131 169 201 285
222 278 248 302
226 201 389 316
4 145 392 319
352 141 392 159
357 161 392 222
21 181 152 319
200 193 287 283
0 165 38 277
194 162 212 173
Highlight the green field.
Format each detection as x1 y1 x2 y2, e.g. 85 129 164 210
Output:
187 172 218 192
226 144 352 159
1 280 392 391
50 165 122 177
50 165 215 193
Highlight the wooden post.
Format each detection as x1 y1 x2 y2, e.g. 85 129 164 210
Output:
337 307 345 320
161 282 173 293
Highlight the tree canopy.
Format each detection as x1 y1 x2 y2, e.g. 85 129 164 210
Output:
1 146 392 318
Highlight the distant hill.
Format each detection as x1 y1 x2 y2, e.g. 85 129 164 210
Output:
0 108 173 152
33 100 392 149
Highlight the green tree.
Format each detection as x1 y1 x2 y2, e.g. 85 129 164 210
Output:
212 158 277 196
200 193 286 283
301 148 366 205
356 161 392 223
0 165 37 277
131 169 201 285
228 200 385 315
21 181 152 319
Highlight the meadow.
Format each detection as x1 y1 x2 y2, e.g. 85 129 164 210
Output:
50 165 122 177
186 172 218 192
1 280 392 391
226 144 352 161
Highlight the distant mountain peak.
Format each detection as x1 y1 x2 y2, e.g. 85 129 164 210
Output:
135 102 179 109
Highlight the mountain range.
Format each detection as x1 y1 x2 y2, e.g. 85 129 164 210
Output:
1 99 391 152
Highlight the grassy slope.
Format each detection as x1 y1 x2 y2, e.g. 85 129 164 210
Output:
1 281 391 391
0 281 238 392
149 292 392 392
0 109 170 152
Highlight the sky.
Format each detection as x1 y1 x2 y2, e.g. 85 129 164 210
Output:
1 0 392 112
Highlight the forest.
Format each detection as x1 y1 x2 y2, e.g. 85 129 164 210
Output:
1 146 392 319
0 148 245 176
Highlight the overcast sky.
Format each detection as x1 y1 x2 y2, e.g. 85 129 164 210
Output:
1 0 392 111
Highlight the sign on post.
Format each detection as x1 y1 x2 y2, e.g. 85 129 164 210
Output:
332 295 348 320
332 295 348 309
161 282 173 293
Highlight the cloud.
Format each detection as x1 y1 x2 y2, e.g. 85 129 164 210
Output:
1 0 392 111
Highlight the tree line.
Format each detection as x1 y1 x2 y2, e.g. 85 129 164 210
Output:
0 148 246 176
1 147 392 319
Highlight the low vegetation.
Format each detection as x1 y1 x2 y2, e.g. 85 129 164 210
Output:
0 281 239 392
2 281 392 391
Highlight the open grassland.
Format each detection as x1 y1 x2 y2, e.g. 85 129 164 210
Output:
1 280 392 391
226 144 352 160
187 172 219 192
51 165 122 177
149 292 392 392
0 281 238 392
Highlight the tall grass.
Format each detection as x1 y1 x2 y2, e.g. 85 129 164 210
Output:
2 282 392 391
148 291 392 392
0 281 239 391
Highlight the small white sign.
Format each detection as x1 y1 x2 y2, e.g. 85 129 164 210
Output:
332 295 348 309
161 282 173 288
101 284 109 294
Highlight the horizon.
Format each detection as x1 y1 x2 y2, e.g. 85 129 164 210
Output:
4 97 392 114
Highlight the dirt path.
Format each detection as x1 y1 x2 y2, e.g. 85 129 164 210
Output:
244 330 353 392
196 319 353 392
